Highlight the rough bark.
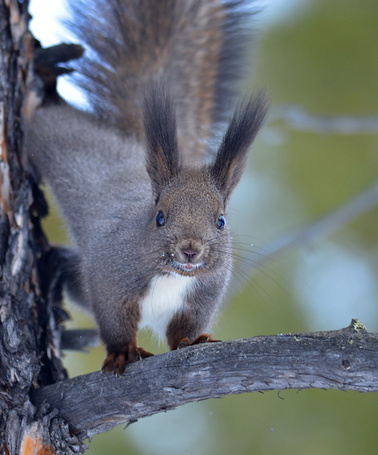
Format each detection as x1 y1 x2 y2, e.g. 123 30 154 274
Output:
31 321 378 441
0 1 83 453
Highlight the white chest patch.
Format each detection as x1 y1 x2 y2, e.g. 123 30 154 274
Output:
139 274 196 338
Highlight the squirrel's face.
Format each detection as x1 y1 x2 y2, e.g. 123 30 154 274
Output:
151 170 231 277
143 87 268 277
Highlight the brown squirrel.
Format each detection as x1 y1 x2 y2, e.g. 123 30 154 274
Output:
26 0 268 375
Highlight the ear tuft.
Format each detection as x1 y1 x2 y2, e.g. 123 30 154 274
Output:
143 82 180 202
210 91 269 202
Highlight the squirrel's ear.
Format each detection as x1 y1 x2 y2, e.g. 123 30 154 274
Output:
143 83 180 202
210 92 268 202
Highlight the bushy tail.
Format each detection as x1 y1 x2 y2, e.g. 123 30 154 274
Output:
68 0 257 161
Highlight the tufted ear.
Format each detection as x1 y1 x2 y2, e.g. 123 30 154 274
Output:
143 83 181 203
210 92 268 203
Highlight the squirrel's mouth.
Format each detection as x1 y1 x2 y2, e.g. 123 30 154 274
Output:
169 261 204 276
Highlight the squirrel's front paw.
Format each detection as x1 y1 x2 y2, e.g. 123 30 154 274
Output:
102 343 154 376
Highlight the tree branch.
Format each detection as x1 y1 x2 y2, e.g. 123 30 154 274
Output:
31 320 378 440
255 180 378 258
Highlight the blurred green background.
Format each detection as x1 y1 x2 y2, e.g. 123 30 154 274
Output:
31 0 378 453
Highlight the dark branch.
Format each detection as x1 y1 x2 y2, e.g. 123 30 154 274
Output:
31 321 378 440
61 329 100 351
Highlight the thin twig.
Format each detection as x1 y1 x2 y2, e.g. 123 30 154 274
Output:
272 105 378 134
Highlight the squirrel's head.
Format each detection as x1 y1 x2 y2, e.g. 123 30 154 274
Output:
143 84 268 277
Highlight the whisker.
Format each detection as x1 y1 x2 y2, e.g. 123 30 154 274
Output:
209 245 288 296
223 263 272 301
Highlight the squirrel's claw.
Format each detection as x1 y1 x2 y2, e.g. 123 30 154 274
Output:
102 344 154 376
176 334 221 350
191 334 221 345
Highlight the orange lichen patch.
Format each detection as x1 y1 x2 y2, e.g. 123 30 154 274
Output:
0 103 10 214
0 445 10 455
20 424 56 455
21 435 56 455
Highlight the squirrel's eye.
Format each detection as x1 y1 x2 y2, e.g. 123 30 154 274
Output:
217 215 226 231
156 211 165 227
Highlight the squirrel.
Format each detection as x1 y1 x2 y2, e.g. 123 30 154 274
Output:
26 0 268 376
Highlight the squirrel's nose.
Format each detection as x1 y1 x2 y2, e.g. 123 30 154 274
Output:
182 248 198 262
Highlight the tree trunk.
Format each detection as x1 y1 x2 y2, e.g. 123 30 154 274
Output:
0 1 84 453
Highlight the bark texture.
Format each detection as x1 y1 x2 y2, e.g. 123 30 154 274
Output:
0 1 83 453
